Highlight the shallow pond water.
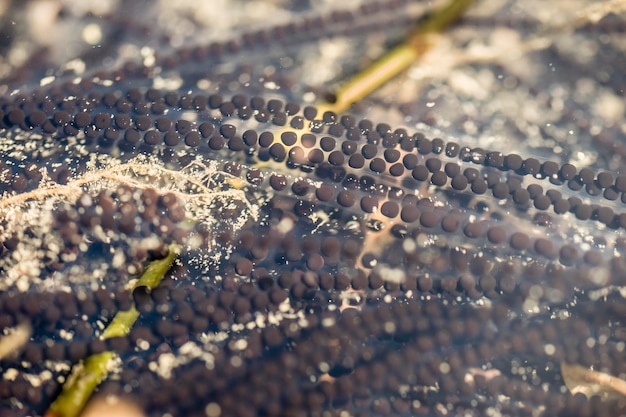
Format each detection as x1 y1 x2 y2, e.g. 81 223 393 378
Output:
1 1 626 416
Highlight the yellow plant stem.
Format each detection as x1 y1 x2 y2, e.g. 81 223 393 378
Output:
320 45 420 115
322 0 475 114
412 0 476 35
46 244 181 417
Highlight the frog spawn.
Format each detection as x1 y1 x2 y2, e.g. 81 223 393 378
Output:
2 1 626 416
0 94 625 416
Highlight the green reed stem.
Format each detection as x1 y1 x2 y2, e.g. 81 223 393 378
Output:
46 244 181 417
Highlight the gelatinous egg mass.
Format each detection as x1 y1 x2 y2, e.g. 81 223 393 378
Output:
1 1 626 417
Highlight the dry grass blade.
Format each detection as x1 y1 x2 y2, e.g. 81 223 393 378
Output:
561 361 626 401
0 322 31 360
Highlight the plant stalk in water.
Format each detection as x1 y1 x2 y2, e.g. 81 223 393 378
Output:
45 244 181 417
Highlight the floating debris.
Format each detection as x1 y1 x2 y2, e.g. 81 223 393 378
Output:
0 322 31 360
